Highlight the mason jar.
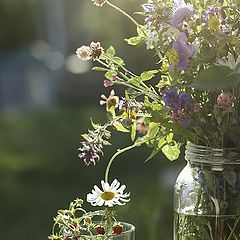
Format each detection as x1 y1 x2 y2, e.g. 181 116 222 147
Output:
174 142 240 240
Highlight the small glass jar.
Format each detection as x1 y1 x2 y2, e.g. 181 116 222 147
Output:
174 142 240 240
81 222 135 240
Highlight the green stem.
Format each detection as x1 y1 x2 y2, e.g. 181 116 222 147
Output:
104 137 157 182
105 0 139 27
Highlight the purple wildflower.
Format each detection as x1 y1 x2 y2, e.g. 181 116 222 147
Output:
78 142 101 166
171 0 194 27
162 87 181 110
178 92 193 108
162 87 193 111
203 6 221 21
171 32 194 70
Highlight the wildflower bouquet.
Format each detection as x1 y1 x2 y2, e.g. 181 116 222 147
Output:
50 0 240 239
77 0 240 166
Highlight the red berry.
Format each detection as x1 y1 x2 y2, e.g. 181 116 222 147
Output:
113 224 123 235
96 226 105 235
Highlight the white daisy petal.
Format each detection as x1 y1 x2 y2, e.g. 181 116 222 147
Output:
86 179 131 207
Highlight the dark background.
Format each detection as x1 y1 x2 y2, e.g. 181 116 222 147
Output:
0 0 185 239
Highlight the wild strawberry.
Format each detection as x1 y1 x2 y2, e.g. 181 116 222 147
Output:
96 226 105 235
113 224 123 235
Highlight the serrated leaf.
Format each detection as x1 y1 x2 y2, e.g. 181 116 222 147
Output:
191 66 240 90
113 122 130 133
106 46 115 56
162 142 180 161
131 122 137 141
92 67 109 72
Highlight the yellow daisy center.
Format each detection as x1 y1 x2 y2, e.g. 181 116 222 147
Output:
100 191 115 201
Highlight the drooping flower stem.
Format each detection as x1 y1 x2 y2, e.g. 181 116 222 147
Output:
104 137 158 182
105 0 139 27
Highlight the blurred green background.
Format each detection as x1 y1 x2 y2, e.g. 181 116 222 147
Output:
0 0 185 239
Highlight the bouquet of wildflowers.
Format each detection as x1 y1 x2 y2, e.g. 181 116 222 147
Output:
50 0 240 239
77 0 240 169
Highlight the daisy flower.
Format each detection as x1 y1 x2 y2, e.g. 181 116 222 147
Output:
87 179 130 207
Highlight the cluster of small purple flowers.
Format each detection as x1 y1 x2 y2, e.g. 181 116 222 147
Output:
162 87 193 124
78 128 111 166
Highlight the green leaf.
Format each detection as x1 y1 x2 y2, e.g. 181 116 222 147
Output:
113 122 130 133
127 77 141 86
140 70 158 81
105 70 117 80
92 67 109 72
166 133 173 143
103 140 112 146
158 137 167 149
125 36 144 46
106 46 116 56
147 122 159 139
191 66 240 90
162 142 180 161
131 122 137 142
136 25 146 37
90 118 100 130
81 134 89 141
112 56 124 65
145 147 161 162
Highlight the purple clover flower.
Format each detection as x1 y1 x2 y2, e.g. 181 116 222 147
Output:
171 0 194 27
171 32 194 70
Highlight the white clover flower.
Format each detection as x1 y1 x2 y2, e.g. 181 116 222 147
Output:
76 46 92 61
87 179 130 207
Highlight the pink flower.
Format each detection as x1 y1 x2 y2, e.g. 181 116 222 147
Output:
103 80 113 88
217 92 235 109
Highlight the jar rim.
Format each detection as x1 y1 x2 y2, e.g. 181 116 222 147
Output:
185 142 240 165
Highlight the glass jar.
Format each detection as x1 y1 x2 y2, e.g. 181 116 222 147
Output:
81 222 135 240
174 142 240 240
